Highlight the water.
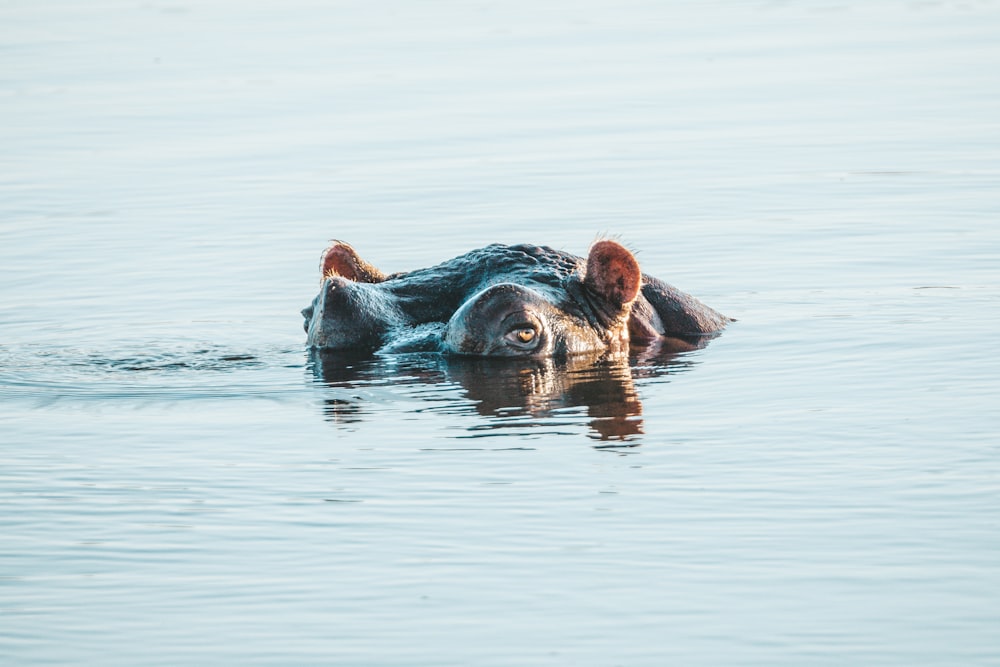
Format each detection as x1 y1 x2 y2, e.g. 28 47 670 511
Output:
2 1 999 664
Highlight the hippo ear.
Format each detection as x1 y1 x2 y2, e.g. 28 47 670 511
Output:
583 240 642 311
320 241 387 283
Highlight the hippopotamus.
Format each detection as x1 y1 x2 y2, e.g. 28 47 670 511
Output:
302 240 729 358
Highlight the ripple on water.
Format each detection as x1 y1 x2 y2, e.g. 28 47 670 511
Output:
0 340 702 442
0 342 307 403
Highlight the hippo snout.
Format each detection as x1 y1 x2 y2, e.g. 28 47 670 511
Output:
305 277 399 351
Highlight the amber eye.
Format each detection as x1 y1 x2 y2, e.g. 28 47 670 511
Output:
506 325 538 349
501 312 541 351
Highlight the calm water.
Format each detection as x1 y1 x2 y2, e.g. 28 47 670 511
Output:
2 1 999 665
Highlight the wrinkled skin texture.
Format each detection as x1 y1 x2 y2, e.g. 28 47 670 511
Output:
302 240 730 359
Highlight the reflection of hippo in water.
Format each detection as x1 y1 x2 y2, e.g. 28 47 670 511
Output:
302 240 730 358
310 352 660 441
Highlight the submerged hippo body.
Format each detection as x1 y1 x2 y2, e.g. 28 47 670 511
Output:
302 240 730 358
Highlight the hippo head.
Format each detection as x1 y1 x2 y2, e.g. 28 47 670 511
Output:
441 241 642 358
302 239 705 359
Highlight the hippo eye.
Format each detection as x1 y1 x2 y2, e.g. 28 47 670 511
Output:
504 324 539 350
515 328 535 343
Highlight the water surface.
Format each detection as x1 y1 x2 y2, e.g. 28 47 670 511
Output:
2 1 999 665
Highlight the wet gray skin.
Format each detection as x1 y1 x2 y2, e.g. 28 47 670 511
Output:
302 240 730 359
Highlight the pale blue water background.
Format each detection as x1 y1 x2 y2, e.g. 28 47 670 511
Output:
2 1 1000 665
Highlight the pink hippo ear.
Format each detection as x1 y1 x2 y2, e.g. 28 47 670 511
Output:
320 241 387 283
583 240 642 311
